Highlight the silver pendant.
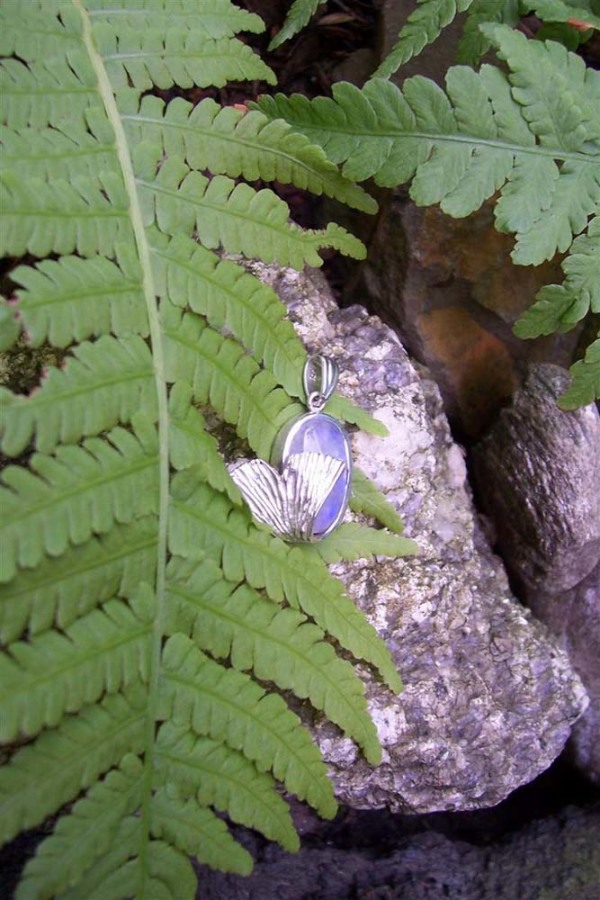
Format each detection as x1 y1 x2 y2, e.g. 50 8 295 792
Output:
229 355 352 542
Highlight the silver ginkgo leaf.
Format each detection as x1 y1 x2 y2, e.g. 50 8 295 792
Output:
229 451 345 542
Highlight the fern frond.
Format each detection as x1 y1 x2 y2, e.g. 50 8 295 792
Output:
514 215 600 337
350 467 406 534
0 593 153 742
10 252 147 348
151 231 306 397
0 686 147 844
0 171 132 259
257 30 600 265
158 633 337 817
121 94 377 213
0 53 98 130
309 523 418 564
55 816 142 900
165 556 381 764
458 0 521 65
87 0 265 39
558 333 600 409
17 755 144 900
0 419 158 581
0 0 82 62
137 155 366 268
0 518 157 643
168 381 241 503
269 0 325 50
1 120 118 181
169 479 401 696
162 303 302 459
151 786 253 876
532 0 600 29
0 335 156 456
373 0 474 79
156 722 300 852
93 27 276 91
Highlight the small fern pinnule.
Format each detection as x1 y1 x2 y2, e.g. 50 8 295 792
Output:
257 24 600 407
0 1 413 896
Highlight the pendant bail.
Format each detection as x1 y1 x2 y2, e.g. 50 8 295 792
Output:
303 354 338 413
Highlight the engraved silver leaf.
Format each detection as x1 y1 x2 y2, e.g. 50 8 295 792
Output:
229 451 345 542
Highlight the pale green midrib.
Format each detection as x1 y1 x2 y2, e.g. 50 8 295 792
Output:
280 119 600 165
4 144 116 165
5 452 156 524
102 46 251 62
163 668 330 797
3 628 151 700
0 531 156 599
123 112 366 196
73 5 170 894
2 86 95 97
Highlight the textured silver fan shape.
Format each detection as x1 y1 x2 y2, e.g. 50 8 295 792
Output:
229 451 345 542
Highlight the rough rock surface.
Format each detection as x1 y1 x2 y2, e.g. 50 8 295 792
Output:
472 365 600 783
198 803 600 900
245 263 588 813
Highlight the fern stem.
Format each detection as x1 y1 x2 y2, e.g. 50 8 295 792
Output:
73 1 170 892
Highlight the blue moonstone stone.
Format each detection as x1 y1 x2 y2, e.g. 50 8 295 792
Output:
280 413 350 538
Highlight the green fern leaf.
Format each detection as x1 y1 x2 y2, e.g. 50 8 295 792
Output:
0 593 153 742
137 153 366 268
458 0 521 64
1 120 118 181
55 816 142 900
558 334 600 408
87 0 265 38
0 1 83 62
0 335 156 456
92 26 276 91
309 523 419 564
0 171 132 258
165 557 381 765
151 231 306 397
256 31 600 265
162 303 302 459
514 216 600 337
373 0 475 79
0 420 158 581
17 754 144 900
168 381 241 503
0 518 157 643
156 721 300 852
151 786 253 876
0 686 147 844
158 633 337 818
269 0 326 50
326 394 390 436
350 467 406 534
532 0 600 29
10 251 147 348
169 479 401 696
0 54 98 130
121 94 376 213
